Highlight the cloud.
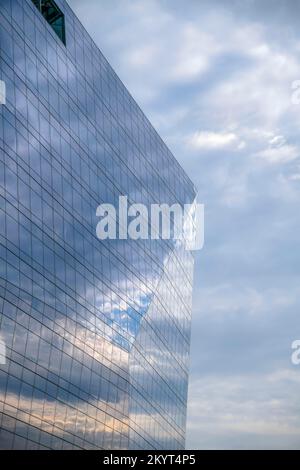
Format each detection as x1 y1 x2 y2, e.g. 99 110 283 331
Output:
188 131 245 150
126 44 158 68
187 370 300 449
125 22 216 82
68 0 221 105
255 144 299 164
253 134 300 164
167 24 218 82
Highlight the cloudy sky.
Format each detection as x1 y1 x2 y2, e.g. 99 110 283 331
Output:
68 0 300 449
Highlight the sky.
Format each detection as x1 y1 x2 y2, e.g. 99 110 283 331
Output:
68 0 300 449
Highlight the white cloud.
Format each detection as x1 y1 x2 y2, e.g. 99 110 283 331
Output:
193 284 299 320
119 20 219 95
187 370 300 449
269 135 286 147
167 24 218 82
127 44 159 67
188 131 245 150
255 144 299 164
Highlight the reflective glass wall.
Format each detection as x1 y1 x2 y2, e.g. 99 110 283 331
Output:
0 0 196 449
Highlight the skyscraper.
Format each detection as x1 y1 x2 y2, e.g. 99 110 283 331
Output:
0 0 196 449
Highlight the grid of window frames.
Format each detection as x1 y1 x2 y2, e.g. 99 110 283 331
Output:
0 0 196 449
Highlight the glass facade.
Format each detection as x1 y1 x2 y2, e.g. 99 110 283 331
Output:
0 0 196 450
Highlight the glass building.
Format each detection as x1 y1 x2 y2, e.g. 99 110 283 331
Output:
0 0 196 449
